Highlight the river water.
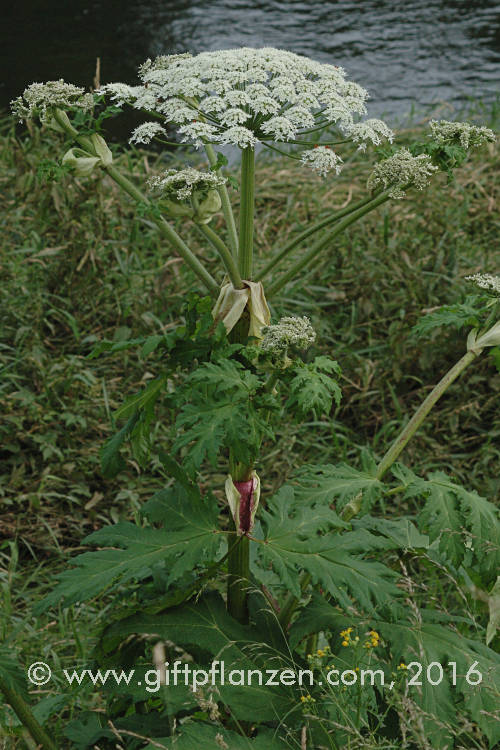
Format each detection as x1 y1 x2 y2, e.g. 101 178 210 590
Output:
4 1 500 121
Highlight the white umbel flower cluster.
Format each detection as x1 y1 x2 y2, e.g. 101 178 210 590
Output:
465 273 500 296
367 148 438 198
98 83 157 110
343 118 394 150
429 120 496 149
148 167 226 200
261 316 317 355
130 122 167 144
301 146 343 177
11 80 94 123
100 48 393 158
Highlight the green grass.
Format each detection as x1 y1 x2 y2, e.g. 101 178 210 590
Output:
0 109 498 747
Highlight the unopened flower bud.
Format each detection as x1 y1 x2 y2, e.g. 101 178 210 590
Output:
45 108 72 133
225 472 260 535
469 320 500 350
62 147 101 177
194 187 222 223
161 199 195 219
89 133 113 166
212 281 270 338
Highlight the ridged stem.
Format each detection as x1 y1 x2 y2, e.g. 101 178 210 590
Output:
204 142 239 259
227 447 252 624
226 316 254 624
196 222 243 289
375 348 481 481
52 110 218 295
267 191 391 297
227 531 250 624
238 147 255 279
255 194 376 282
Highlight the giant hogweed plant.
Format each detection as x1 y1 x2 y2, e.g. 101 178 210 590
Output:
2 49 500 749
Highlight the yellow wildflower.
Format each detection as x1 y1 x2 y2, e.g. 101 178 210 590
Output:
300 694 315 704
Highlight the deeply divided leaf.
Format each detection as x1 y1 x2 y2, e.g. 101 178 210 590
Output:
36 480 222 612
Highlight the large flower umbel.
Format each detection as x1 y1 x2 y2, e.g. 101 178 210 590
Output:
101 48 393 163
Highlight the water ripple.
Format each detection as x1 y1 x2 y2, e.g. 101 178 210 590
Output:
2 0 499 120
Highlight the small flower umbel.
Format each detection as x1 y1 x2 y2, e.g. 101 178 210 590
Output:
300 146 343 177
429 120 496 150
148 167 226 201
11 80 94 124
367 148 438 198
465 273 500 296
148 167 226 223
261 316 317 366
130 122 168 145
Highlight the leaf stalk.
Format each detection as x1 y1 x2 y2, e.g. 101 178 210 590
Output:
52 109 218 295
267 191 391 296
204 142 239 259
375 348 481 480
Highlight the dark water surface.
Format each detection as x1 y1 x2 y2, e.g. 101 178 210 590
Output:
4 1 500 121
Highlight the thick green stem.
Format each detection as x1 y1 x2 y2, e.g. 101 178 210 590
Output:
267 192 391 297
227 531 250 624
0 679 58 750
204 142 239 259
238 147 255 279
52 109 218 295
226 318 254 623
196 222 243 289
255 193 376 282
375 348 481 480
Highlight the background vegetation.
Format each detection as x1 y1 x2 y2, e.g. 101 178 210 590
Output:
1 105 498 746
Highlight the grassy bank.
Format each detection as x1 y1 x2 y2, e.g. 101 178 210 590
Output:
1 110 499 745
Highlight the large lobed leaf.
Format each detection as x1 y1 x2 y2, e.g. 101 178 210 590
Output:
287 355 342 418
392 464 500 577
411 295 489 340
292 461 383 511
0 648 28 701
256 486 402 613
147 724 290 749
36 476 222 612
174 358 273 470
